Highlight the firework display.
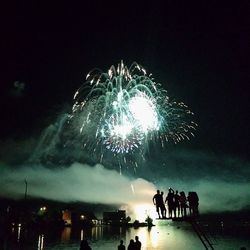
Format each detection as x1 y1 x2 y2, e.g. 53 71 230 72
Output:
69 61 197 162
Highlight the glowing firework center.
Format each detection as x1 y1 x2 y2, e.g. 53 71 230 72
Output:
70 61 196 160
100 90 160 153
128 93 160 133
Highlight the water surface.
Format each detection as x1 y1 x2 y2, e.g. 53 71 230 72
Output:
5 220 250 249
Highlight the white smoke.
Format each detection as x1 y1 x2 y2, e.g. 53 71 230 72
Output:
0 162 250 216
0 163 156 206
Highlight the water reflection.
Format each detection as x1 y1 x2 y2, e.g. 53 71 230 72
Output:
126 226 158 249
80 229 84 240
17 223 21 242
91 226 104 240
148 227 159 248
38 234 44 250
6 222 203 249
61 227 71 242
5 220 250 250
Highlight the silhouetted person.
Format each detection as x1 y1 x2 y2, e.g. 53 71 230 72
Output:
173 190 180 218
80 239 92 250
153 190 162 218
165 188 174 218
134 236 141 250
118 239 125 250
188 191 199 217
179 191 187 218
127 239 135 250
160 191 167 218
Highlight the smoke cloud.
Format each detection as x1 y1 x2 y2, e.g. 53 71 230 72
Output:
0 163 155 206
1 160 250 215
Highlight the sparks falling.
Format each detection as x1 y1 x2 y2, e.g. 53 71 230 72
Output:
69 61 197 165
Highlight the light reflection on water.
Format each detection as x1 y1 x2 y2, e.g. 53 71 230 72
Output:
38 234 44 250
124 221 202 250
17 224 21 242
7 220 250 250
61 227 71 242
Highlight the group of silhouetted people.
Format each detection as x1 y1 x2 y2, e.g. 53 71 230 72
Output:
80 236 141 250
153 188 199 219
118 236 141 250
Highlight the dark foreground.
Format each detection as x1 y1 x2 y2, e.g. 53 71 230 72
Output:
1 213 250 250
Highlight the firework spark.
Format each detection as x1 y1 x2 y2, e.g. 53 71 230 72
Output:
69 61 197 165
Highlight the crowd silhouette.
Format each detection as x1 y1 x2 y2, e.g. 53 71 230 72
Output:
117 236 141 250
153 188 199 219
79 188 199 250
124 236 141 250
80 236 141 250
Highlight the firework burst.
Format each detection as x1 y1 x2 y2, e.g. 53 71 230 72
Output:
69 61 197 165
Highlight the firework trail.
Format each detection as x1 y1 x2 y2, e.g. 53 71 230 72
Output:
69 61 197 167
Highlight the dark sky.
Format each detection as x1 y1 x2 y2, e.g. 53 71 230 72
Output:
1 1 250 160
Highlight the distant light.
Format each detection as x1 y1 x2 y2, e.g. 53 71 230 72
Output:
80 215 85 220
133 204 157 222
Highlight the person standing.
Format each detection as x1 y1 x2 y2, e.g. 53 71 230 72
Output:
160 191 166 218
188 191 199 217
153 190 162 218
179 191 187 218
165 188 174 218
127 239 135 250
173 190 180 218
118 239 125 250
134 236 141 250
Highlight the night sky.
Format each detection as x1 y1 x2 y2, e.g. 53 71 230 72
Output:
0 1 250 211
1 1 249 158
